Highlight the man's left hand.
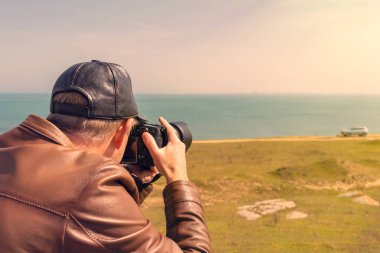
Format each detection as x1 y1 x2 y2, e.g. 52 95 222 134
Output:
126 165 161 184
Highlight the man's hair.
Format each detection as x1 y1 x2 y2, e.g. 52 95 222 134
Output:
47 92 124 139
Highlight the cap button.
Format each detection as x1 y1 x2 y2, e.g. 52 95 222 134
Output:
91 60 101 62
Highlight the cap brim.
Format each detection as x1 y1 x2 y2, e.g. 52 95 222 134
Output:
135 114 148 123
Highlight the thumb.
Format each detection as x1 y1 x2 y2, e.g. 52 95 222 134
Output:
142 132 160 158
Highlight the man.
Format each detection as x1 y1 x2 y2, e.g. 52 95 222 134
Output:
0 60 211 252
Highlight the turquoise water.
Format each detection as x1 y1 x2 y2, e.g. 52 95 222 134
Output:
1 93 380 140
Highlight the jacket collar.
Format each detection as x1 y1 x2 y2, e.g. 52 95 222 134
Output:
19 114 73 147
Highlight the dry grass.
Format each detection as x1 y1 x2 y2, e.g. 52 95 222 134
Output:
142 138 380 253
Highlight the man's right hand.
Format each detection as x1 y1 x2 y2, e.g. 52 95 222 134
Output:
142 117 189 184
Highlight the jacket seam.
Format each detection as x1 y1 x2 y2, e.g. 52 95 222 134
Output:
166 199 204 211
61 216 68 253
18 123 62 145
69 214 114 253
0 192 67 218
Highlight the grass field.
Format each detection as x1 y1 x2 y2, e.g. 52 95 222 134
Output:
142 137 380 253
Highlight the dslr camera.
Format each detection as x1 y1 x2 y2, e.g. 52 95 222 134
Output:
121 120 192 168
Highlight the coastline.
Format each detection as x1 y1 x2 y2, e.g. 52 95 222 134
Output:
193 134 380 143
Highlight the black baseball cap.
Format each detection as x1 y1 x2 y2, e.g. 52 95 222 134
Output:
50 60 142 120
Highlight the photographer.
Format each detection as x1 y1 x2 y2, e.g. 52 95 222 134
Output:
0 60 211 252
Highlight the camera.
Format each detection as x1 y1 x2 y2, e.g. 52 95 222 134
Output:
121 120 192 168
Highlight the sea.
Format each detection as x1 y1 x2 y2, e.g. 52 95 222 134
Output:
1 93 380 140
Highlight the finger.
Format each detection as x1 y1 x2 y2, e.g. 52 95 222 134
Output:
142 132 160 158
149 166 159 174
159 117 178 142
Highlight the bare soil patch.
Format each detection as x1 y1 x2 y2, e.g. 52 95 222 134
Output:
338 191 379 206
285 211 308 220
353 195 379 206
237 199 296 220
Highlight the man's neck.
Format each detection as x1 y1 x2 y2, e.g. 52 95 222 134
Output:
65 132 110 156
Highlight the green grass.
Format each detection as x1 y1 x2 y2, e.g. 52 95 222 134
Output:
142 139 380 252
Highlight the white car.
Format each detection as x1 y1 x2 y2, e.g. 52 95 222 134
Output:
341 126 368 137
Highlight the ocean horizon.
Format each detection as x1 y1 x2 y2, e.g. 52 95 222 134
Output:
1 93 380 140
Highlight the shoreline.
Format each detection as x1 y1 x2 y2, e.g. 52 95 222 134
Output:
193 134 380 143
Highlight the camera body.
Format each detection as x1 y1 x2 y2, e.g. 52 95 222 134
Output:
121 121 192 168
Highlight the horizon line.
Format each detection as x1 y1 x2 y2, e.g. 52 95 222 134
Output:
2 91 380 96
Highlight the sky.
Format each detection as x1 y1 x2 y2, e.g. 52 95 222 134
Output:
0 0 379 94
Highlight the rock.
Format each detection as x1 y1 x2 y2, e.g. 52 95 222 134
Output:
285 211 308 220
237 209 262 220
338 191 379 206
352 195 379 206
237 199 296 220
365 179 380 188
338 191 362 198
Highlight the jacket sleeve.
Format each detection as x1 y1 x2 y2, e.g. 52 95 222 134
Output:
62 165 212 253
164 180 212 252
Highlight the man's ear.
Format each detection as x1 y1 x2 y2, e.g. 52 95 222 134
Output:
113 118 135 149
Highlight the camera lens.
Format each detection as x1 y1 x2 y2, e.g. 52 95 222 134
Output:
169 121 192 151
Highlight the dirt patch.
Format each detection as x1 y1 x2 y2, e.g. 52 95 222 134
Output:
365 179 380 188
338 191 379 206
338 191 362 198
237 199 296 220
285 211 308 220
352 195 379 206
300 178 368 191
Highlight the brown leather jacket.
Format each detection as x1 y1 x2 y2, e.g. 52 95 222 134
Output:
0 114 211 253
